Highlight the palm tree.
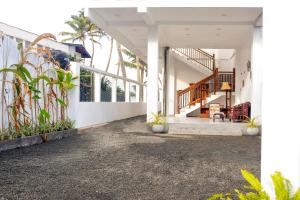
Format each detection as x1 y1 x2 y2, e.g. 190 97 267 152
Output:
60 9 105 67
60 9 106 102
121 48 147 101
105 37 114 72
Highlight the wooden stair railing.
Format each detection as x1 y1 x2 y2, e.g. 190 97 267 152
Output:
173 48 215 71
176 68 236 113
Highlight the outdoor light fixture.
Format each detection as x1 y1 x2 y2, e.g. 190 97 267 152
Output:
221 82 231 91
221 82 232 118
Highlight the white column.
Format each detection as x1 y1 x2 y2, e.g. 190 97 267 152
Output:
68 62 80 128
262 3 300 194
166 52 176 116
111 78 117 102
251 27 263 120
147 25 159 120
94 73 101 102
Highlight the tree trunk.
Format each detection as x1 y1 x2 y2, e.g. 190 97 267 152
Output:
90 37 95 67
117 42 126 82
105 38 114 72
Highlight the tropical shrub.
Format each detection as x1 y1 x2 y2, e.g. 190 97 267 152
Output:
0 119 75 141
0 33 77 141
244 116 258 128
147 113 167 126
208 170 300 200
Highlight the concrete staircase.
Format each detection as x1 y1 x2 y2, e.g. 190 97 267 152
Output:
176 92 226 117
168 120 246 136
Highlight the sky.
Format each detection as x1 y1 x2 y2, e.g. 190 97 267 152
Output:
0 0 138 80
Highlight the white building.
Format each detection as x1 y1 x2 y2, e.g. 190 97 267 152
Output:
85 0 300 195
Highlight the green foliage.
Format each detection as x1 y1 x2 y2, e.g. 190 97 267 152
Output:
38 109 51 125
147 113 167 126
209 170 300 200
244 116 258 128
0 33 77 144
0 119 75 142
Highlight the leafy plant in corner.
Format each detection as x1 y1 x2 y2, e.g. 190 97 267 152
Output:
244 116 258 128
208 170 300 200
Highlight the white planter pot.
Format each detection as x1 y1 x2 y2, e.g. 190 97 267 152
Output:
152 124 167 133
246 127 259 136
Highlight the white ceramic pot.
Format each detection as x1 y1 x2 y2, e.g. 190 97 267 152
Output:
246 127 259 136
152 124 165 133
163 124 169 133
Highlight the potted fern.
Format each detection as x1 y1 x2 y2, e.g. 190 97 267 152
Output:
245 116 259 135
148 113 169 133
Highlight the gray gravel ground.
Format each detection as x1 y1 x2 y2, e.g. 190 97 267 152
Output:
0 116 260 200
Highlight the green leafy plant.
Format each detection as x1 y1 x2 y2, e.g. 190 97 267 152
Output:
244 116 258 128
147 113 167 126
0 119 75 142
208 170 300 200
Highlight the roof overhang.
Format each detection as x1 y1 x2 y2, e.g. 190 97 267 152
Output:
87 1 263 60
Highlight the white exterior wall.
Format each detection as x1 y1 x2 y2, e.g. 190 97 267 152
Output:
69 63 147 128
235 39 252 105
205 49 236 72
174 57 207 91
166 53 207 115
0 22 70 52
75 102 146 128
262 2 300 194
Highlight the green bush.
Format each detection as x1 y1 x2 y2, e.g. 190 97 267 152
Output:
0 119 75 142
208 170 300 200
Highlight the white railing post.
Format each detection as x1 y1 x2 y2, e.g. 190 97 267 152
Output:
94 72 101 102
112 78 117 102
125 81 130 102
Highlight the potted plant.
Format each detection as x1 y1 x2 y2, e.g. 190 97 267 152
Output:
148 113 169 133
245 116 259 135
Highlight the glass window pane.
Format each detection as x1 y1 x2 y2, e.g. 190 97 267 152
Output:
101 76 112 102
129 83 137 102
80 69 94 102
117 80 125 102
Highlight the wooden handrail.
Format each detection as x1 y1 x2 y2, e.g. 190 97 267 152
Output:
176 68 236 113
195 48 214 59
173 48 215 71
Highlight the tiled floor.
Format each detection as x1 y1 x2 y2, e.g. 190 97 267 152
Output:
168 116 247 136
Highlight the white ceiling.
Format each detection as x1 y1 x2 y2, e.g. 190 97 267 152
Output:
88 6 262 59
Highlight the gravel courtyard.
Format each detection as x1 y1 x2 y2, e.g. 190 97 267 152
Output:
0 116 260 200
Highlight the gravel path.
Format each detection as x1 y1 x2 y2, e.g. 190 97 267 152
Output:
0 116 260 200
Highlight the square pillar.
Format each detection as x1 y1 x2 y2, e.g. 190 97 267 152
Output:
262 4 300 194
251 27 262 119
166 51 176 116
147 25 159 120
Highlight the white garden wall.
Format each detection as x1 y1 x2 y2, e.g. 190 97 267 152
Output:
69 63 147 128
75 102 146 128
235 39 252 105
